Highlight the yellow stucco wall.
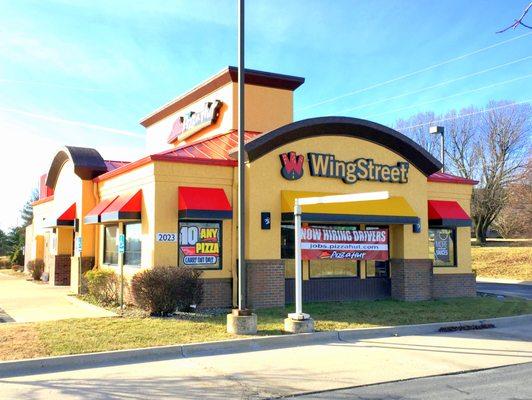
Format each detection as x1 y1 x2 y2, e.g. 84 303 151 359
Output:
152 161 235 279
246 136 430 261
231 83 293 134
428 181 473 274
96 163 156 270
144 82 294 154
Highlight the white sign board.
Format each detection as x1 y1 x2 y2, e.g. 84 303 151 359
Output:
156 233 177 242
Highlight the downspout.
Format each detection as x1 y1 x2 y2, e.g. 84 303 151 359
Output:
92 179 100 269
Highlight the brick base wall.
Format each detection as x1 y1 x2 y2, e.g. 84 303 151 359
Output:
200 278 232 309
391 259 433 301
246 260 285 309
433 273 476 298
54 255 71 286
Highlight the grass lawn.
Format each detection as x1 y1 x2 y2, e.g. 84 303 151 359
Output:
0 296 530 361
472 244 531 281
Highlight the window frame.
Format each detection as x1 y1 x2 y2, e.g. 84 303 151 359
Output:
123 222 142 267
103 224 119 266
429 226 458 268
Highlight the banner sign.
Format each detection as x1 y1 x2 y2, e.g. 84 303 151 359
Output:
178 221 221 268
301 226 388 261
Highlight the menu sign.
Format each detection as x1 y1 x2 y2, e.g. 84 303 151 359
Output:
301 226 388 261
178 221 221 268
434 230 451 263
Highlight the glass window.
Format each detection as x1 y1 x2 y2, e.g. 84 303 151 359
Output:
309 259 358 278
104 225 118 265
429 228 456 267
124 223 142 266
364 225 390 277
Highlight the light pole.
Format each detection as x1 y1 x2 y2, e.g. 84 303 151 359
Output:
237 0 246 312
226 0 257 335
429 125 445 172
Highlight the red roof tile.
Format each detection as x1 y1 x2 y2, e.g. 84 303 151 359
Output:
428 171 478 185
157 130 262 161
104 160 130 171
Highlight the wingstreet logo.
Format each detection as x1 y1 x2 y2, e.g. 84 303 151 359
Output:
280 151 304 180
279 151 409 184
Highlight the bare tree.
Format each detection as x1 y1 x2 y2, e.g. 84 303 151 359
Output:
497 2 532 33
395 111 440 157
468 101 530 242
396 100 531 244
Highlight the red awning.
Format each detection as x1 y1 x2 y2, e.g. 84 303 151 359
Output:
84 196 118 224
43 203 76 228
178 186 232 219
101 190 142 223
428 200 471 227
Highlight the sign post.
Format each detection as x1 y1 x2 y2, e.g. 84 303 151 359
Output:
76 236 82 294
118 226 125 314
286 191 390 331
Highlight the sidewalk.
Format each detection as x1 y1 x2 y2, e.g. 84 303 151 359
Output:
1 314 530 399
0 272 116 323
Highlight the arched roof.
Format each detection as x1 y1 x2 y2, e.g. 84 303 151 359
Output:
244 117 442 176
45 146 108 188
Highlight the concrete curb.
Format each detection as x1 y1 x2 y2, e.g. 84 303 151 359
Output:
0 313 530 378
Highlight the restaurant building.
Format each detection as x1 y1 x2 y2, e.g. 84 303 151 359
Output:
25 67 477 308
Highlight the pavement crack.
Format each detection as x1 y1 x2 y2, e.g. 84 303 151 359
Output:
446 384 470 395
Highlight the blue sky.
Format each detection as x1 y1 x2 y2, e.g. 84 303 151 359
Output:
0 0 531 229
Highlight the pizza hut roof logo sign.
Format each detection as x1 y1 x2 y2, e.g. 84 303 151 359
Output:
167 100 223 144
280 151 304 180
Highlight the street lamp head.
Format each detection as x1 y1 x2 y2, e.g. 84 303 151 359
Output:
429 125 444 135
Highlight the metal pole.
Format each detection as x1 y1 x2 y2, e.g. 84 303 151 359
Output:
440 131 445 173
294 202 302 315
119 222 124 314
237 0 246 310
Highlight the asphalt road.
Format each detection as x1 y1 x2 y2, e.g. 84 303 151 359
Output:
296 362 532 400
477 282 532 300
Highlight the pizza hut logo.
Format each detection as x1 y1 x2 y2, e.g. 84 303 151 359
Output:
280 151 304 180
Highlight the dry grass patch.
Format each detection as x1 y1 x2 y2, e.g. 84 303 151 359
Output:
472 246 532 280
0 297 530 361
0 324 45 361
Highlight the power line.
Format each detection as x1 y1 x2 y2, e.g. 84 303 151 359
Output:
297 31 532 112
339 56 531 115
396 99 531 131
366 74 532 119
